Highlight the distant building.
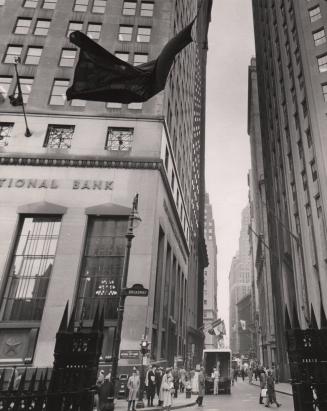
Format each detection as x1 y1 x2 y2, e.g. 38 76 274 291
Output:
236 293 252 356
203 193 218 349
0 0 211 368
229 205 252 355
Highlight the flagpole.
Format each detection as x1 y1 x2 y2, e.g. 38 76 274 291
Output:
13 57 32 137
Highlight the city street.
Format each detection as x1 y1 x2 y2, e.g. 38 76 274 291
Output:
187 381 293 411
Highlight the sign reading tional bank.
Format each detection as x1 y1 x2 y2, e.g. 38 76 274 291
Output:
0 178 114 190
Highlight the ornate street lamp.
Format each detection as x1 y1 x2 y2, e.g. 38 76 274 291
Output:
136 337 150 409
108 194 141 411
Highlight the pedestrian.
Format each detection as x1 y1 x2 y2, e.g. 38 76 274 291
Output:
212 367 220 395
98 373 112 411
241 367 245 381
196 367 205 406
192 366 200 394
161 368 174 411
146 365 156 407
127 367 140 411
259 367 267 405
248 367 253 384
179 366 186 393
155 366 163 406
265 370 281 408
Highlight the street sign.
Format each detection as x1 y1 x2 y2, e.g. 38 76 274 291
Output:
123 283 149 297
120 350 140 359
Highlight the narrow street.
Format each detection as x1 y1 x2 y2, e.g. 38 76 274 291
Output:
188 381 293 411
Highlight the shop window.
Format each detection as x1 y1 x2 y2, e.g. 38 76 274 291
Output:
1 216 61 321
75 217 128 321
105 127 133 151
43 124 75 149
34 19 51 36
0 122 14 147
14 18 32 35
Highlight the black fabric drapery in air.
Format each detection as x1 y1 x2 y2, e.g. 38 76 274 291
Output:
66 19 195 104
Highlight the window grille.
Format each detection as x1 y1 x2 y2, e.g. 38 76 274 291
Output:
34 19 51 36
75 217 128 321
43 124 75 148
105 127 133 151
1 216 61 321
0 122 14 147
14 18 32 35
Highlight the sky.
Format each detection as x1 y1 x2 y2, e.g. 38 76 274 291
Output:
205 0 255 339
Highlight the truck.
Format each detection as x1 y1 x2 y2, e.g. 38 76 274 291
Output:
203 349 232 395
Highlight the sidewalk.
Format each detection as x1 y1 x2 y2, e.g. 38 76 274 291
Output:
251 379 293 396
114 394 197 411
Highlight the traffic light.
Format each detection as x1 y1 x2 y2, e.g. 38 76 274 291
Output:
140 340 150 355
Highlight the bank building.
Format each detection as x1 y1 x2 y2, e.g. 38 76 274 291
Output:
0 0 211 369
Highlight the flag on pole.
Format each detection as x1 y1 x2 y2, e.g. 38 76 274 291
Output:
240 320 246 330
66 18 195 104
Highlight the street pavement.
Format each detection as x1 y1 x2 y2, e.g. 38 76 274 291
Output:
113 380 294 411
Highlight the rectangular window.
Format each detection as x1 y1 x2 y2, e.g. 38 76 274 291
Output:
74 0 88 11
133 53 148 65
115 52 129 62
128 102 143 109
15 77 34 103
43 124 75 148
1 216 61 322
313 28 326 46
322 84 327 101
87 23 102 40
123 1 136 15
317 54 327 72
14 18 32 35
0 76 12 99
24 0 38 7
0 0 5 5
34 19 50 36
137 26 151 42
42 0 56 9
106 102 122 109
0 122 14 147
118 25 133 41
92 0 106 13
309 6 321 22
140 1 154 17
25 47 43 65
59 49 77 67
105 127 133 151
4 45 22 64
49 79 69 105
67 21 83 37
311 160 318 181
75 217 128 321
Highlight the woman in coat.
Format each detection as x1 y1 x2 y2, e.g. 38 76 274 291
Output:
259 367 267 405
161 368 174 411
196 367 205 406
127 367 140 411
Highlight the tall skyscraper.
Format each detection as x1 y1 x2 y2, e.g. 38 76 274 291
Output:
0 0 211 368
229 204 252 355
203 192 218 349
252 0 327 380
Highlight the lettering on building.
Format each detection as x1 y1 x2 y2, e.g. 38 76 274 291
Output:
0 179 114 190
